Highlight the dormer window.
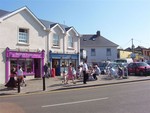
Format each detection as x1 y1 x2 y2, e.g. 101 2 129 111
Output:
83 38 87 41
92 38 95 41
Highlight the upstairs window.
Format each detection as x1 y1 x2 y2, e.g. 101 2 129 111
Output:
91 48 96 56
53 33 59 46
106 48 111 56
68 36 73 48
19 28 29 43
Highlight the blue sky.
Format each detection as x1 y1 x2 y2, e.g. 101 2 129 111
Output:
0 0 150 49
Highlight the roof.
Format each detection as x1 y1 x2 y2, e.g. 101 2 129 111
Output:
40 19 79 36
0 6 46 30
0 7 79 36
80 33 118 47
0 9 10 17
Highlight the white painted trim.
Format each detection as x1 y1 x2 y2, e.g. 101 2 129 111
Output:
0 6 46 30
51 23 65 34
66 27 79 37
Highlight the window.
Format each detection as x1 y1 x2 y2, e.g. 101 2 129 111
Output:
53 33 59 46
10 59 34 75
68 36 73 48
91 48 96 56
106 48 111 56
26 59 33 73
19 28 29 43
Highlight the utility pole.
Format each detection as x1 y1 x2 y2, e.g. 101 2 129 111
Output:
131 38 135 53
131 38 136 60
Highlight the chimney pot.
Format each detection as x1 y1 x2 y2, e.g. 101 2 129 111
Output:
96 31 100 36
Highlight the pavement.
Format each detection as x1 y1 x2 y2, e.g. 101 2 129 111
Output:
1 75 150 96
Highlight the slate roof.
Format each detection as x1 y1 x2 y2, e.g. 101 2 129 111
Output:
40 19 69 31
80 33 118 47
0 9 10 17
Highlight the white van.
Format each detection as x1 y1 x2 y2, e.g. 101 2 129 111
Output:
114 58 133 64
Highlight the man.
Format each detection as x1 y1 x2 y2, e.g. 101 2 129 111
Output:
82 60 88 84
44 63 49 78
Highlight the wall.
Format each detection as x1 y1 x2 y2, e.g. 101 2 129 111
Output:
83 47 117 64
0 10 47 84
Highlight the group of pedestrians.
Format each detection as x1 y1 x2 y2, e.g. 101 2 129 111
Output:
62 60 101 84
5 66 27 89
82 60 101 84
62 63 76 84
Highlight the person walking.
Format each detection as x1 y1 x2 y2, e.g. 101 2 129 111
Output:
62 71 67 84
66 63 76 84
82 60 88 84
5 66 17 88
17 66 26 87
44 63 49 78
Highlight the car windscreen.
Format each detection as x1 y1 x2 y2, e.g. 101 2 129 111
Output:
137 62 149 67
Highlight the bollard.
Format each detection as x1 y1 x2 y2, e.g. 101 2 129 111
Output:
43 76 46 91
17 78 20 93
145 67 147 76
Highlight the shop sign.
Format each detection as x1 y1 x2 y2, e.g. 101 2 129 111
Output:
8 52 42 58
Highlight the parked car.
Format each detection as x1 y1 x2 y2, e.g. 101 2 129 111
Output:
105 62 117 74
146 60 150 65
99 62 108 74
128 62 150 76
114 58 133 64
106 62 128 78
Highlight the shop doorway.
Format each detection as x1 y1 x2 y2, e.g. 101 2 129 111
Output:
52 59 60 76
34 59 41 78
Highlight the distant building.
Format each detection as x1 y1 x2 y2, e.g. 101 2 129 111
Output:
125 46 150 61
117 49 132 59
80 31 118 65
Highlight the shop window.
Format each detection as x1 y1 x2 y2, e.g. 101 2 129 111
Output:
10 60 17 73
10 59 34 75
60 59 69 73
18 59 26 71
26 59 33 73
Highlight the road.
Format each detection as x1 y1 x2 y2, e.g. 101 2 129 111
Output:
1 81 150 113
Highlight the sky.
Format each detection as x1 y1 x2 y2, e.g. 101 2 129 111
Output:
0 0 150 49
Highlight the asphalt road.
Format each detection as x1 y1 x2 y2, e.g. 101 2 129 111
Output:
1 81 150 113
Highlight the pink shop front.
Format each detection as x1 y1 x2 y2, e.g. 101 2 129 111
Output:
5 47 45 82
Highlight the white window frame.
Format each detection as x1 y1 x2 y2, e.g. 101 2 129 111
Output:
18 28 29 44
68 36 73 48
106 48 111 56
53 33 60 47
91 48 96 56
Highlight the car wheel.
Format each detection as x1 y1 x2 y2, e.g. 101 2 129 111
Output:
139 71 144 76
128 71 130 75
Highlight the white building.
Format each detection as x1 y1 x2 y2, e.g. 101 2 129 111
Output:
0 6 80 84
80 31 118 65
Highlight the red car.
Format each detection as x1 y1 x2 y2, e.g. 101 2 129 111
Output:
128 62 150 76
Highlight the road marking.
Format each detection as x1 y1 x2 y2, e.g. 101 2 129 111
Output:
41 97 109 108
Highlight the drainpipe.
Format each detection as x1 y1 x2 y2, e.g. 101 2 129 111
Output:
5 47 9 83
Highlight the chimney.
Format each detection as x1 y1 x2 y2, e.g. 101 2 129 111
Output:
96 31 100 36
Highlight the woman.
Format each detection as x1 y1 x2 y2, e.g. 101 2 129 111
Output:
66 63 76 84
5 67 17 88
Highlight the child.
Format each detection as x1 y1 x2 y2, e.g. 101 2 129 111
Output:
62 71 67 84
